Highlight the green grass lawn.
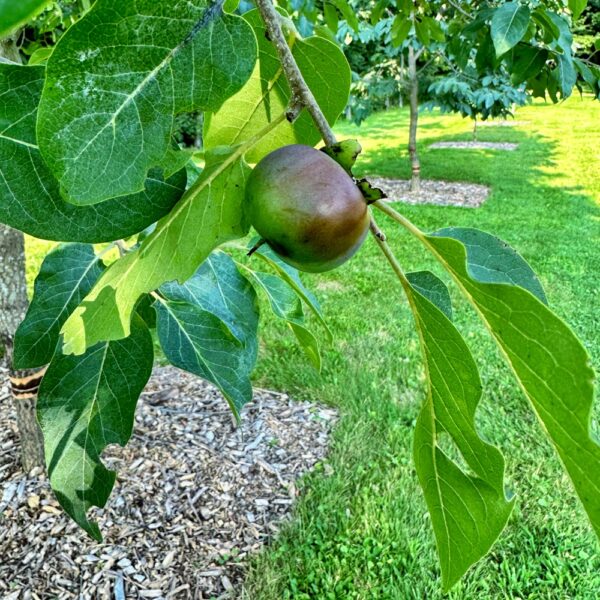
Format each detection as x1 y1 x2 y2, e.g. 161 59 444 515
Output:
240 98 600 599
24 98 599 598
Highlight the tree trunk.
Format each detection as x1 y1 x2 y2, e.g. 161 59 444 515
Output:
0 35 45 471
399 53 404 108
408 46 420 193
473 116 478 141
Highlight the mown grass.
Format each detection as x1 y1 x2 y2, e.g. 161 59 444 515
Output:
23 98 600 598
240 97 600 599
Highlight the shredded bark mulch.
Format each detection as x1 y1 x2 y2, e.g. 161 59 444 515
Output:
0 365 337 599
369 176 490 208
429 141 518 150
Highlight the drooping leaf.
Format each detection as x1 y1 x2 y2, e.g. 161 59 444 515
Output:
553 53 577 97
14 244 105 370
511 45 548 85
160 251 259 351
406 270 453 320
0 0 50 36
154 254 259 415
330 0 359 32
242 267 321 370
37 0 257 204
0 64 186 243
38 316 153 541
61 147 251 355
406 275 513 591
253 242 332 340
421 227 600 540
490 2 531 56
203 9 351 163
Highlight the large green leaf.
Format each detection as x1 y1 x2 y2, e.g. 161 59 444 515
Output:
405 272 513 591
154 254 259 417
421 227 600 540
242 266 321 370
511 45 549 85
0 64 186 242
37 0 256 204
60 148 251 355
38 316 153 541
160 251 259 350
0 0 50 36
204 9 350 163
490 2 531 57
14 244 105 370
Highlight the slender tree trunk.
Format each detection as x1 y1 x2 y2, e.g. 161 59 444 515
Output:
399 53 404 108
472 116 478 141
408 46 420 193
0 35 45 471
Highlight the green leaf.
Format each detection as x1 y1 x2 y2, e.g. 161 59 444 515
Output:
511 45 548 84
391 16 412 48
253 243 332 340
156 253 259 417
415 19 431 47
14 244 105 370
491 2 531 56
553 53 577 97
568 0 587 20
37 0 256 205
160 251 259 351
421 227 600 541
330 0 359 33
406 271 453 320
432 228 547 304
38 316 153 540
243 267 321 370
0 0 50 36
0 64 186 243
60 147 251 355
406 277 513 591
204 9 350 163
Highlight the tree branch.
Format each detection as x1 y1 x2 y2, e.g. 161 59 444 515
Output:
255 0 337 146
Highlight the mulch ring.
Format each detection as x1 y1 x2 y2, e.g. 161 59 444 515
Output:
369 176 490 208
0 365 337 599
479 120 529 127
429 141 518 151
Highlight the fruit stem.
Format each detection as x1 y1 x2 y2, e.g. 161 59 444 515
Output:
255 0 337 147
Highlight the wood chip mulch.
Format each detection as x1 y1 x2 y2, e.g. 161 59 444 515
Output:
429 141 518 150
479 120 529 127
369 176 490 208
0 365 337 599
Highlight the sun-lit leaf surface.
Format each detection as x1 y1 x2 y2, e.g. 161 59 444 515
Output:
424 229 600 540
14 244 105 370
406 276 513 591
0 0 50 36
491 2 531 56
569 0 588 20
253 243 331 340
432 228 547 304
37 0 256 204
406 270 453 320
0 64 186 242
38 317 153 541
242 267 321 370
60 148 251 355
204 9 351 163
